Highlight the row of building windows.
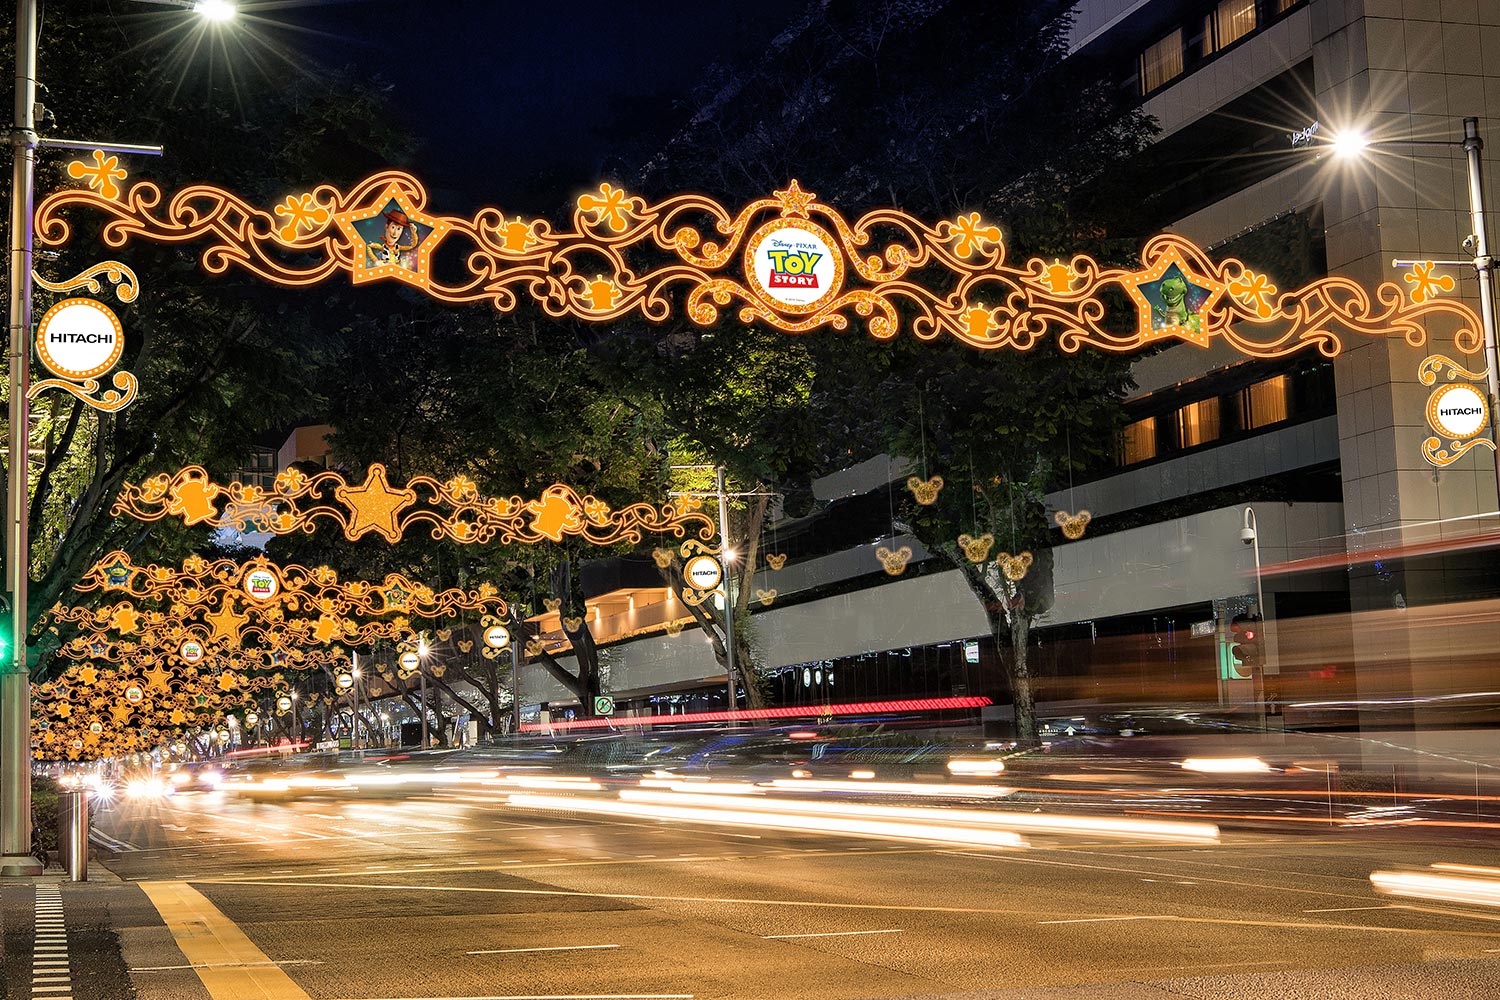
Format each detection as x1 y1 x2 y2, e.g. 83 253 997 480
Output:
1116 368 1324 466
1138 0 1303 96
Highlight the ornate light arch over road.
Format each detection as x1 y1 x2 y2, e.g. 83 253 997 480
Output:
35 156 1483 358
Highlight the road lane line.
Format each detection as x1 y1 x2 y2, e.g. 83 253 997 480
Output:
763 929 904 939
139 880 312 1000
466 944 620 955
1038 916 1168 925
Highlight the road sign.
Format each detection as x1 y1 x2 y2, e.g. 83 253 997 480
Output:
593 696 615 716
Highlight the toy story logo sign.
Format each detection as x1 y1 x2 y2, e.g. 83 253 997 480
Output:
745 218 843 312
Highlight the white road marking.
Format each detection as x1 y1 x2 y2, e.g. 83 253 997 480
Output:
466 944 620 955
763 929 904 939
1038 915 1168 925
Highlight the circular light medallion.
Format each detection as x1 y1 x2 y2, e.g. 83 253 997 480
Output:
1427 382 1489 440
245 712 259 726
398 650 421 671
743 218 843 314
124 685 144 704
276 695 293 713
180 640 205 663
89 721 103 734
242 568 280 601
34 298 124 380
684 555 723 592
483 624 511 650
336 671 354 690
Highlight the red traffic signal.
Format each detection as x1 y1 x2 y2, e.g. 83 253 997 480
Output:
1230 614 1264 668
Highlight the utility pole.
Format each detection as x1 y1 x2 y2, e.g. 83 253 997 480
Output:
4 0 163 875
1 0 42 878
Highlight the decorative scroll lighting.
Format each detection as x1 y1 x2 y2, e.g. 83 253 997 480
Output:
111 463 715 547
34 157 1483 358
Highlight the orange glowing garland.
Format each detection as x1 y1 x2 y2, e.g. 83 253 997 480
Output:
111 463 716 547
34 158 1482 358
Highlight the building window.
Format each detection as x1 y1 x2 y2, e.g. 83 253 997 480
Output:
1175 397 1221 449
1119 417 1158 465
1238 375 1290 429
1139 29 1184 95
1203 0 1257 55
1273 0 1303 13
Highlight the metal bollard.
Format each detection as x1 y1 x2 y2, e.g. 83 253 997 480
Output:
63 789 87 882
56 791 71 873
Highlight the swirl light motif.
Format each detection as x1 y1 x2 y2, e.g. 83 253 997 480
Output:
33 157 1482 357
111 463 716 547
56 551 509 654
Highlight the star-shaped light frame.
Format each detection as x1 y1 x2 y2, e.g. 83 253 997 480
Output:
334 181 452 291
1120 247 1227 349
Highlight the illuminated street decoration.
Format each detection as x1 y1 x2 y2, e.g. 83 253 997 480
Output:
29 262 140 411
957 533 994 563
906 475 943 505
999 551 1033 582
1054 510 1091 540
33 157 1482 358
1419 354 1495 467
765 553 787 570
876 545 912 576
111 463 715 547
33 659 282 761
48 553 510 697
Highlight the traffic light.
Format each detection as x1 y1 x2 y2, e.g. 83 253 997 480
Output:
1230 614 1264 670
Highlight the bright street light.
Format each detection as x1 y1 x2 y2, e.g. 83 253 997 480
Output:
193 0 236 21
1329 130 1369 159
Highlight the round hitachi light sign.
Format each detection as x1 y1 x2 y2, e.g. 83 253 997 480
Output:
1427 382 1489 439
35 298 124 380
684 555 723 591
745 219 843 313
483 624 511 649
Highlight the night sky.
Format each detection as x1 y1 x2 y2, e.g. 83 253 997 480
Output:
268 0 806 207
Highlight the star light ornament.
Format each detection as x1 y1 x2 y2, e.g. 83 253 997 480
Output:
1121 247 1227 348
334 181 451 291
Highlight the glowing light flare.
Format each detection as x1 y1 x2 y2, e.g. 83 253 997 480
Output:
618 789 1220 844
1371 869 1500 908
947 759 1006 776
1179 757 1274 774
506 792 1028 850
638 779 765 795
766 778 1014 799
520 695 992 732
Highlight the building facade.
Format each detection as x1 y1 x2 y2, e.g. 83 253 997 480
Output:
511 0 1500 737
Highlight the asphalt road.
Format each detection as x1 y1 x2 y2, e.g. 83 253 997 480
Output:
60 783 1500 1000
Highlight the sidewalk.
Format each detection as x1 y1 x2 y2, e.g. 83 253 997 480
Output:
0 858 210 1000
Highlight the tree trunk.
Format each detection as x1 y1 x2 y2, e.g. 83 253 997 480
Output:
1007 609 1037 742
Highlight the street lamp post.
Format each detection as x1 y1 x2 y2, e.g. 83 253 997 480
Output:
1329 117 1500 497
418 637 429 749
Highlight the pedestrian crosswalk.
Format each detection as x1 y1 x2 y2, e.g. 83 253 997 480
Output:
31 883 73 998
